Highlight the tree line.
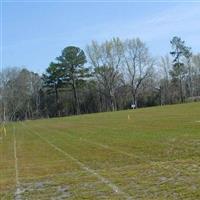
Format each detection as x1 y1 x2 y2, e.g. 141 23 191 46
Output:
1 36 200 121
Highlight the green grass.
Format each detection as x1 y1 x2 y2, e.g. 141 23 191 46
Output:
0 102 200 199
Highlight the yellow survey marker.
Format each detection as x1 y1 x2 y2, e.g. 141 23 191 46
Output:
3 126 7 136
0 124 7 138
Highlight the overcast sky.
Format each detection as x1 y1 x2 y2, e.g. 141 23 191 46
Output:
1 1 200 74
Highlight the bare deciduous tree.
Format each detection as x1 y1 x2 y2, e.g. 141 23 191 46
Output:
158 55 172 104
122 38 154 107
87 38 123 111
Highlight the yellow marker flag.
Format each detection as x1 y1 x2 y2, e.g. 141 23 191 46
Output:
3 127 6 136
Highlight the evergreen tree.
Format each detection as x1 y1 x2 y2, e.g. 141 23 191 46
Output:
43 62 63 116
56 46 89 115
170 36 192 102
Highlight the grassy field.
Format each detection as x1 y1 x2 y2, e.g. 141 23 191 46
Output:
0 102 200 199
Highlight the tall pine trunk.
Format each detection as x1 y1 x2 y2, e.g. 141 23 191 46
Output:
72 78 80 115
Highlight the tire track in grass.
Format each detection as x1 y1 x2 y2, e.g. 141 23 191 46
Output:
21 122 133 200
33 123 138 159
80 138 136 158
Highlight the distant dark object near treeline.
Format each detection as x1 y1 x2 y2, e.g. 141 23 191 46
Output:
186 96 200 102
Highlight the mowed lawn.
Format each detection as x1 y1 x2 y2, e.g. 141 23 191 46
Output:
0 102 200 199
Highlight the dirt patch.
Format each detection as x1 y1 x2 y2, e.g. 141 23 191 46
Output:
51 185 70 200
15 181 70 199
